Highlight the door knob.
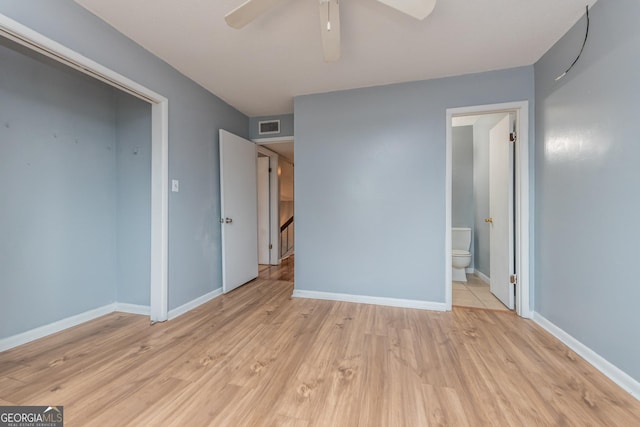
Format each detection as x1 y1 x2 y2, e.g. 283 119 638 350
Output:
225 218 233 224
484 217 493 223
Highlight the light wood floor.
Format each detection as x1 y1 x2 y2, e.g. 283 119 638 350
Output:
1 257 639 426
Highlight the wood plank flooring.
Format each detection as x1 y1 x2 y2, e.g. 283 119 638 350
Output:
1 257 639 426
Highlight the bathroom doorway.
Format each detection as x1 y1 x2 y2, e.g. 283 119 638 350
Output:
445 102 531 318
451 113 512 311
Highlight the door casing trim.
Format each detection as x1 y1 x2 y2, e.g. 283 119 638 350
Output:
445 101 531 318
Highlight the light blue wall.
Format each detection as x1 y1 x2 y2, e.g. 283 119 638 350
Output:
452 126 474 229
249 114 294 140
0 0 249 312
0 41 118 337
535 0 640 382
452 126 474 267
294 67 534 302
115 92 151 306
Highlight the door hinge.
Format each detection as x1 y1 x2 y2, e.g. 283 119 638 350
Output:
269 244 273 249
510 132 517 142
510 274 517 285
269 167 272 173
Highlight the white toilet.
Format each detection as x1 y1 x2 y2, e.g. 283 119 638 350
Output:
452 227 472 282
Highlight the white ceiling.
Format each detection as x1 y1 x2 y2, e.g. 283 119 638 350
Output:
261 140 294 163
74 0 596 117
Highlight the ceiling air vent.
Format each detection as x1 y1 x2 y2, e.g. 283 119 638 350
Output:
258 120 280 135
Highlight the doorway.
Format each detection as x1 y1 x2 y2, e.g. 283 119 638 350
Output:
451 113 513 311
256 139 295 263
256 145 285 266
257 153 271 265
0 14 169 324
446 101 531 318
219 133 291 293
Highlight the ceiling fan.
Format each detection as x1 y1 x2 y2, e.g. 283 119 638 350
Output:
224 0 437 62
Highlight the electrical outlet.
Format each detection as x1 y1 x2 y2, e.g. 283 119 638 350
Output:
172 179 179 192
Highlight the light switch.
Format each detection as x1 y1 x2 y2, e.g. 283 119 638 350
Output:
172 179 179 192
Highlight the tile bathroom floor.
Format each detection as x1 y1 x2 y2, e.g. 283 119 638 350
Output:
453 274 510 311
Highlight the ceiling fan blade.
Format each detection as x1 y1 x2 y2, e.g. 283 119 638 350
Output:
376 0 436 20
225 0 290 29
319 0 341 62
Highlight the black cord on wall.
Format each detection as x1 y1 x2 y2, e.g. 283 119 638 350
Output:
555 5 590 81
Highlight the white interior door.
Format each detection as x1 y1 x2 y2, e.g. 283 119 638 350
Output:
220 130 259 293
257 156 270 264
489 115 515 309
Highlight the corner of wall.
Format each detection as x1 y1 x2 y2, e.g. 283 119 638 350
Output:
532 312 640 400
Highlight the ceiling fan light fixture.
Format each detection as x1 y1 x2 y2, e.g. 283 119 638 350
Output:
224 0 290 29
225 0 436 62
319 0 341 62
376 0 437 20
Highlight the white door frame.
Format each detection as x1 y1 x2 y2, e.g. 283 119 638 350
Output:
0 13 170 322
445 101 531 318
257 145 281 264
256 155 271 265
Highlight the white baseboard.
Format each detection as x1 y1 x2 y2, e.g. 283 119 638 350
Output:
1 289 224 353
168 288 223 320
532 312 639 400
0 304 115 353
292 290 447 311
465 267 475 274
114 303 150 316
475 270 490 285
